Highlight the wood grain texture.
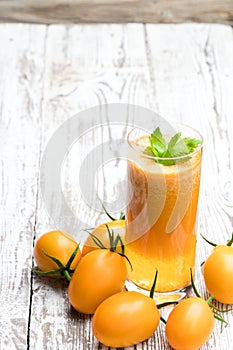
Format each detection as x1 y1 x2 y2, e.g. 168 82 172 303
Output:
0 24 46 349
0 22 233 350
0 0 233 25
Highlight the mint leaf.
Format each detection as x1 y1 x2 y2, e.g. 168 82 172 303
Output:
145 146 159 157
170 139 189 157
158 158 176 166
164 131 182 158
167 132 182 152
144 127 202 166
182 137 202 152
149 127 167 156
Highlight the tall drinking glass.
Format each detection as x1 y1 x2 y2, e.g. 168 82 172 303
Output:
125 123 203 301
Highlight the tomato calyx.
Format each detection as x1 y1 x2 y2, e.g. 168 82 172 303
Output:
86 224 132 270
200 232 233 267
201 232 233 247
200 233 217 247
100 200 125 221
226 233 233 246
148 270 178 324
33 245 79 282
190 268 229 328
149 270 158 299
149 270 168 325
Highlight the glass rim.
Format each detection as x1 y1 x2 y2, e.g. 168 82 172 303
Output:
127 122 203 162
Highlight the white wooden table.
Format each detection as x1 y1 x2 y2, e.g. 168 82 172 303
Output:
0 23 233 350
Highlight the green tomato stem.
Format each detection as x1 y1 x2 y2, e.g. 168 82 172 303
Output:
150 270 158 299
66 245 79 269
33 245 79 283
119 211 125 220
99 199 117 221
63 269 71 282
190 268 201 298
160 316 166 325
117 252 133 271
206 295 214 304
32 268 61 276
200 233 217 247
227 233 233 246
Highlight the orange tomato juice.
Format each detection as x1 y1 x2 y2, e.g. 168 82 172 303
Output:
125 135 202 292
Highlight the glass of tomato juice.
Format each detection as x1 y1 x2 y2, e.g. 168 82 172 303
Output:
125 123 203 300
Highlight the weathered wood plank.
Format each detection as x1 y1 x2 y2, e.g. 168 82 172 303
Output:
0 0 233 25
0 24 46 349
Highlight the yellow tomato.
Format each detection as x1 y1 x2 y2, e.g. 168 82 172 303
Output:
203 245 233 304
166 297 214 350
68 249 128 314
33 230 81 279
92 291 160 348
82 220 125 256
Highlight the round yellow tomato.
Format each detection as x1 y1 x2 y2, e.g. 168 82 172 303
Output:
203 245 233 304
92 291 160 347
33 230 81 278
166 297 214 350
68 249 128 314
82 220 125 256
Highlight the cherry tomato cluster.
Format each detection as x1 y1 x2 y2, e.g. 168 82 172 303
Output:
33 222 233 349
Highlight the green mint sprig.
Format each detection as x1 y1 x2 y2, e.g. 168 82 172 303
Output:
144 127 202 166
